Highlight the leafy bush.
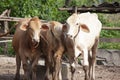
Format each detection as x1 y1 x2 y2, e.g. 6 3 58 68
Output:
0 47 4 55
7 42 15 56
0 0 120 55
0 42 15 56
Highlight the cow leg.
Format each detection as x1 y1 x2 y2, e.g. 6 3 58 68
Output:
53 46 64 80
44 59 49 80
45 52 53 80
31 55 40 80
88 50 92 79
14 53 21 80
59 68 62 80
70 62 76 80
83 49 89 80
90 38 99 80
21 56 31 80
53 54 62 80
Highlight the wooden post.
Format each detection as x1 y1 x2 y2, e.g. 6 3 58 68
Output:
4 21 9 33
75 6 78 13
2 9 11 55
72 6 78 13
3 21 9 54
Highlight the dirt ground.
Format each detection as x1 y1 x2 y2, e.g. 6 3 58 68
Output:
0 55 120 80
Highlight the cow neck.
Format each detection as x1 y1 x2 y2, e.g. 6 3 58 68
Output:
73 26 80 42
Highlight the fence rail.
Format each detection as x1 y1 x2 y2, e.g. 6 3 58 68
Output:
0 10 120 43
59 7 120 13
100 38 120 43
102 27 120 30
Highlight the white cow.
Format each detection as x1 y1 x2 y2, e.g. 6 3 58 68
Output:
66 12 102 80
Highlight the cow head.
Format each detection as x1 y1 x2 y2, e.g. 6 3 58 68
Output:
40 21 66 38
20 17 43 44
66 13 90 39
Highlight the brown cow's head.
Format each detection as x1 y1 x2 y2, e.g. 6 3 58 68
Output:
40 21 69 38
19 17 43 45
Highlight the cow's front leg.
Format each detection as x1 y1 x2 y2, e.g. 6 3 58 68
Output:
14 53 21 80
83 49 89 80
70 62 76 80
21 57 31 80
31 54 40 80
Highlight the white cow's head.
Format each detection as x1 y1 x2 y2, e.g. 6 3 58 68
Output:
66 13 90 39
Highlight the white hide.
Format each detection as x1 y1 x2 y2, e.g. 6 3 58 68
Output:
66 12 102 64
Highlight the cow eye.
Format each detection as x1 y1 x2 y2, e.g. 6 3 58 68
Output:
76 23 79 25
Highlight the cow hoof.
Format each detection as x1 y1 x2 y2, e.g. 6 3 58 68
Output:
14 74 20 80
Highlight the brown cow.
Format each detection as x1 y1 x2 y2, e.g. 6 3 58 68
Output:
39 21 68 80
12 17 47 80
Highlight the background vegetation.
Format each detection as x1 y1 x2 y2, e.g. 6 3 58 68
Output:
0 0 119 55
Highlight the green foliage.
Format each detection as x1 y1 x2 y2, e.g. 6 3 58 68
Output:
100 30 120 38
7 42 15 56
0 0 70 22
99 43 120 49
0 47 4 55
98 13 120 38
0 43 15 56
0 0 120 56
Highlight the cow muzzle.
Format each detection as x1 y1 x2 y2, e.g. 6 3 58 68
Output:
32 39 39 48
67 34 74 40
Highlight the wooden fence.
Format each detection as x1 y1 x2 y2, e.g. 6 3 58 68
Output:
0 10 120 54
0 10 120 43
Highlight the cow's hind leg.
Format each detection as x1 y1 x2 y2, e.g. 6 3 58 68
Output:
14 53 21 80
90 38 99 80
70 62 76 80
44 52 53 80
53 46 64 80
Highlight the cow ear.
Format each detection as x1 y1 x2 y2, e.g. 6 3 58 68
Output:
80 24 90 33
62 24 69 33
41 24 49 30
20 24 29 31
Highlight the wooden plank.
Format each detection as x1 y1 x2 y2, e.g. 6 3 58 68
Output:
0 40 12 43
0 18 21 22
0 10 9 17
102 27 120 30
100 38 120 43
0 36 13 39
0 17 46 22
0 38 119 43
59 7 120 13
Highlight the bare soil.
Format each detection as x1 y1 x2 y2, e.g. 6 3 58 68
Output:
0 55 120 80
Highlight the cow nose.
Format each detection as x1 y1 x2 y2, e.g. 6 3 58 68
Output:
32 39 36 43
67 34 73 38
32 39 39 48
32 39 39 43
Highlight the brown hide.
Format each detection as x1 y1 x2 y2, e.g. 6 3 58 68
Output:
12 17 42 80
40 21 65 80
